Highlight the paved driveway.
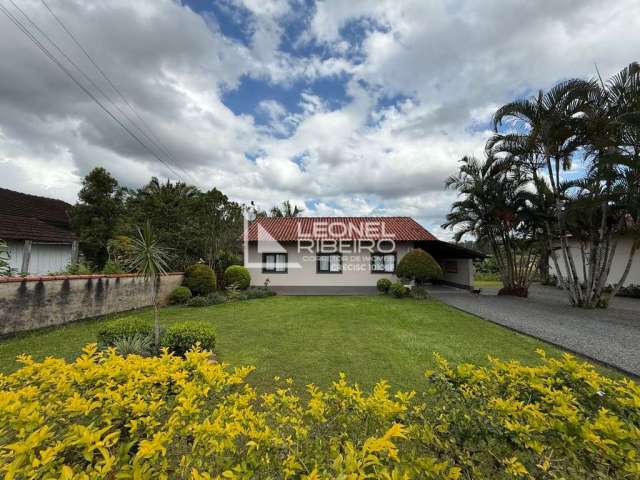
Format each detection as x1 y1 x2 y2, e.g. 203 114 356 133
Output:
429 284 640 377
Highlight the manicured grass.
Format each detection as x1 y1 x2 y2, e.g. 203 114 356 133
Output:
0 295 571 391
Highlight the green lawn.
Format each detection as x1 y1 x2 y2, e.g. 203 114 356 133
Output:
475 279 503 288
0 295 574 391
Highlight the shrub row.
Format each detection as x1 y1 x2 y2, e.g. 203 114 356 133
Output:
1 349 638 479
97 317 215 356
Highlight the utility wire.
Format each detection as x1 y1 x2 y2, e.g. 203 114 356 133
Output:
0 1 185 182
39 0 187 179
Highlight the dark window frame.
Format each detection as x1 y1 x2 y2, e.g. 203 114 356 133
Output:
262 252 288 274
316 253 343 274
370 252 397 274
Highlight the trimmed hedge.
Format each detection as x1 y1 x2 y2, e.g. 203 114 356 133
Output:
376 278 392 293
396 249 442 284
1 348 638 479
186 296 211 307
96 317 153 347
161 321 215 356
168 286 192 305
183 264 217 296
223 265 251 289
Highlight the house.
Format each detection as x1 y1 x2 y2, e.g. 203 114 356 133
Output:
548 236 640 287
243 216 483 294
0 188 78 275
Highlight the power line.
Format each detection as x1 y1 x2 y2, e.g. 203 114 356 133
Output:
0 1 186 182
39 0 187 178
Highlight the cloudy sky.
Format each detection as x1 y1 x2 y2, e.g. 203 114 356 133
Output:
1 0 639 238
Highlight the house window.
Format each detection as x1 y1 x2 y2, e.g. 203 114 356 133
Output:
262 253 287 273
371 253 396 273
317 254 342 273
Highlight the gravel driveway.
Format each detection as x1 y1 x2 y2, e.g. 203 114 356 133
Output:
429 284 640 377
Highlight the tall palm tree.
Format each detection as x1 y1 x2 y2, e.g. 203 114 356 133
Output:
270 200 304 217
489 63 640 307
129 221 169 352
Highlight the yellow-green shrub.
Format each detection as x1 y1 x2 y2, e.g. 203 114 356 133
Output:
0 347 638 479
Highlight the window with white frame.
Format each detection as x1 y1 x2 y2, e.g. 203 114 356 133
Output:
262 253 287 273
371 253 396 273
317 253 342 273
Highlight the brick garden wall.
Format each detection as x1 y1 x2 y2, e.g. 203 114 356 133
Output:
0 273 183 336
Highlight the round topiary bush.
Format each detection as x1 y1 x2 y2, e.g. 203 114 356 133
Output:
223 265 251 290
168 286 192 305
183 264 217 296
376 278 392 293
389 282 408 298
161 321 216 356
396 249 442 285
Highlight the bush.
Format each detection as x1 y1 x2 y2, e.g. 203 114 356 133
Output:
102 260 124 274
168 286 192 305
113 333 152 356
2 348 638 479
396 249 442 284
161 321 216 356
206 291 228 305
186 295 210 307
183 263 217 296
223 265 251 289
376 278 392 293
97 317 153 347
409 285 430 299
245 286 276 299
617 284 640 298
389 282 408 298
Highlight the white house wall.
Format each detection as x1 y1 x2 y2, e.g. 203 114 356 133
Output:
247 242 413 287
549 237 640 287
5 241 72 275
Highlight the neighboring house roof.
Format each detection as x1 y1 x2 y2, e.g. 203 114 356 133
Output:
245 216 437 241
0 188 77 243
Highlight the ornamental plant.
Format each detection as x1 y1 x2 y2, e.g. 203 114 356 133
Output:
376 278 392 293
1 347 638 479
223 265 251 290
168 286 192 305
396 249 443 284
183 263 217 296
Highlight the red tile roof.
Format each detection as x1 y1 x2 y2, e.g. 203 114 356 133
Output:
0 188 77 243
245 217 437 241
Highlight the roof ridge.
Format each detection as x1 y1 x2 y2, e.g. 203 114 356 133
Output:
0 187 72 206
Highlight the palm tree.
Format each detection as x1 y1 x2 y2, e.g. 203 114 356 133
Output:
270 200 304 217
490 64 640 307
129 221 169 352
444 155 541 296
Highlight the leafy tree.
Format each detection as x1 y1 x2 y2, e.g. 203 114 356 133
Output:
270 200 304 217
71 168 124 269
129 221 169 353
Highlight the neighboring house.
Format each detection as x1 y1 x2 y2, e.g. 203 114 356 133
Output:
549 236 640 287
244 216 483 294
0 188 78 275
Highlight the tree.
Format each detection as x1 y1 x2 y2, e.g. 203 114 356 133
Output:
129 221 169 353
270 200 304 217
71 168 124 269
443 155 542 297
491 63 640 307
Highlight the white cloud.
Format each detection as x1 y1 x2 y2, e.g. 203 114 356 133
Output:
1 0 639 240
